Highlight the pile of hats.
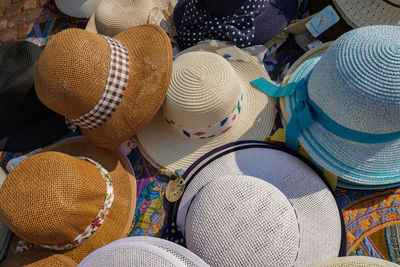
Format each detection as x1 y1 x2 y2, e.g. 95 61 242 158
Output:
0 0 399 266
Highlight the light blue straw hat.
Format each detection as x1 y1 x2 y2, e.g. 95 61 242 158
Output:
252 25 400 188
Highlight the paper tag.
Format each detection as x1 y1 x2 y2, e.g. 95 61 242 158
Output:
165 176 185 203
305 5 340 37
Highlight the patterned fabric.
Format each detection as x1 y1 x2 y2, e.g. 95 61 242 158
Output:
69 36 130 130
164 92 243 139
176 0 269 49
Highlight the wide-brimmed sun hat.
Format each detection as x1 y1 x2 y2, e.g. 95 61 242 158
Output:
78 236 209 266
136 42 275 170
0 41 68 152
252 25 400 189
0 251 77 267
173 0 299 49
85 0 177 36
55 0 102 18
310 256 398 266
0 136 137 263
171 141 345 266
35 25 173 148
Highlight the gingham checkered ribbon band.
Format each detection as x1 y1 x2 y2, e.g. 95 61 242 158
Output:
69 36 130 130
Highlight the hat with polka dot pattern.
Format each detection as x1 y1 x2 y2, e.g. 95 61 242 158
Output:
174 0 299 49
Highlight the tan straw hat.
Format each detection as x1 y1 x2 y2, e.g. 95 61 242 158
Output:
0 250 77 267
309 256 398 266
332 0 400 28
86 0 177 36
35 25 173 148
0 136 137 263
137 42 275 170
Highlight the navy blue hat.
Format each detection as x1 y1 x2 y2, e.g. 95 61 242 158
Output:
174 0 299 49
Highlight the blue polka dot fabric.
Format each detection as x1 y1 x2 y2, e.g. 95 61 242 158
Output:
176 0 270 49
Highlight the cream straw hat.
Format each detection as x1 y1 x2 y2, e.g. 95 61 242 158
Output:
137 42 275 170
310 256 398 266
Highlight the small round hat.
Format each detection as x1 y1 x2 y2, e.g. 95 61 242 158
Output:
55 0 102 18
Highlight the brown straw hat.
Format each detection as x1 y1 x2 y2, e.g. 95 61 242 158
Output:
0 136 137 263
0 250 77 267
35 25 173 148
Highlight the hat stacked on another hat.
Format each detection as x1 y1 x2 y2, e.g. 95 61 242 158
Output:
0 136 137 263
55 0 102 18
35 25 173 148
171 141 345 266
252 25 400 189
173 0 299 49
78 236 209 266
0 41 68 152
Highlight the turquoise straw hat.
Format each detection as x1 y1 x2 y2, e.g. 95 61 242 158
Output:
252 25 400 188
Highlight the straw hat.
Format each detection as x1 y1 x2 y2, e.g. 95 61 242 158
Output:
85 0 177 36
310 256 398 266
55 0 102 18
254 25 400 189
35 25 173 148
78 236 209 266
136 42 275 170
0 41 68 152
172 141 345 266
173 0 299 49
0 251 77 267
0 136 137 262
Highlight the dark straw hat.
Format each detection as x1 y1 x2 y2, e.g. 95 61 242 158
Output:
0 41 68 152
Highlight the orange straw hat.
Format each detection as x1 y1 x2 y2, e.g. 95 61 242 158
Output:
0 137 137 263
34 25 173 148
0 251 77 267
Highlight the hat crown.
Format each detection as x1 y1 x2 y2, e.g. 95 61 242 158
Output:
308 25 400 134
185 174 300 266
163 51 242 130
0 151 107 245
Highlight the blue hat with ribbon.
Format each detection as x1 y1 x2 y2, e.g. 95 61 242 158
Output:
251 25 400 188
173 0 299 49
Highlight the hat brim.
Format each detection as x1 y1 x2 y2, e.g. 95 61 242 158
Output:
333 0 400 28
309 256 399 267
281 43 400 187
136 42 275 170
85 12 97 33
41 136 137 262
55 0 101 18
0 250 77 266
81 25 173 148
0 112 68 152
176 141 345 266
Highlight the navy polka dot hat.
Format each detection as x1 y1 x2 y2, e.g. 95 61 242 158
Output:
174 0 299 49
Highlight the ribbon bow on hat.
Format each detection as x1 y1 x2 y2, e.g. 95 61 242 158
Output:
177 0 268 49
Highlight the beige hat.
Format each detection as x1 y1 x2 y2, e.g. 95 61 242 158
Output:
137 42 275 170
310 256 398 266
332 0 400 28
86 0 177 36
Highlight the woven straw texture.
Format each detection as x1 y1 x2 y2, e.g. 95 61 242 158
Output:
178 145 343 266
0 251 77 267
0 137 136 262
35 26 173 148
333 0 400 28
137 42 275 170
78 237 208 266
55 0 102 18
310 256 399 267
283 26 400 187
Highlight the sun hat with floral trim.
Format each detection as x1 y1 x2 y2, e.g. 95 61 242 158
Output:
0 136 136 263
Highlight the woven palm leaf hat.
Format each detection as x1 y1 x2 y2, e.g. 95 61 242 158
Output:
55 0 102 18
85 0 177 36
172 141 345 266
252 25 400 189
173 0 299 49
0 251 77 267
0 136 137 263
35 25 173 148
310 256 399 267
78 237 209 266
136 42 275 170
0 41 68 152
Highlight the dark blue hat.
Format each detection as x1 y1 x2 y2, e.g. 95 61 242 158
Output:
174 0 299 49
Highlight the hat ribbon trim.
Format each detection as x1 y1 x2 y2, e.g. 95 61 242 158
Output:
382 0 400 8
163 92 243 139
15 157 115 252
251 73 400 151
68 36 130 130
